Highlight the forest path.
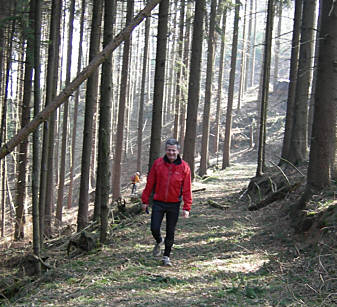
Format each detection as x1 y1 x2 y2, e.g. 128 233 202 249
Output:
10 161 325 306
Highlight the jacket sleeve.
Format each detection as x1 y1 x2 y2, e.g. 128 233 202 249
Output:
182 163 192 211
141 161 157 204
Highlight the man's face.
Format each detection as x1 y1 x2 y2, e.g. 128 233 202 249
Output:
166 144 179 163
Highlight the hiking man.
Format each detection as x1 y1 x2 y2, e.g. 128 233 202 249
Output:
141 138 192 266
131 172 140 194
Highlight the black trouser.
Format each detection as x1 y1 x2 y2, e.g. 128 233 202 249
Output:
151 200 180 257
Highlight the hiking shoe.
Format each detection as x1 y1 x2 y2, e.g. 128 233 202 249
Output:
162 256 172 266
152 239 163 257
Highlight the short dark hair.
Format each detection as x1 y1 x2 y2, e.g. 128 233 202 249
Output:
165 138 180 149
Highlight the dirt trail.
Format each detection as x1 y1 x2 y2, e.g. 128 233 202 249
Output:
6 162 334 306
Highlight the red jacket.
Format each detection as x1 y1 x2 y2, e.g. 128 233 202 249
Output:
142 155 192 211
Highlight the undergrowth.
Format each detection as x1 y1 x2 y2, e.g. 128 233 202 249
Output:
1 163 336 306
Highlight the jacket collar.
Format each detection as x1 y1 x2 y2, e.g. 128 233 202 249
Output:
163 154 182 165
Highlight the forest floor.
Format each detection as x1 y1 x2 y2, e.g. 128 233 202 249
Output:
1 88 337 306
1 156 337 306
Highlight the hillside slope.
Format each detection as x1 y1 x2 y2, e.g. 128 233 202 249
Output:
2 162 336 306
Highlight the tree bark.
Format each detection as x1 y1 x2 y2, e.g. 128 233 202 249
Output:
306 0 337 190
32 0 42 274
279 0 302 163
56 0 75 225
213 6 227 155
0 1 15 238
15 0 35 240
179 2 192 150
183 0 205 178
288 0 317 165
272 0 282 88
222 0 240 169
256 0 274 176
112 0 134 200
78 0 104 231
199 0 217 176
245 0 254 90
43 0 62 238
137 6 151 174
237 0 248 111
97 0 115 243
148 0 169 171
173 0 185 140
67 0 86 210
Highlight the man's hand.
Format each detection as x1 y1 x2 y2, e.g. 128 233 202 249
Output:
182 210 190 218
142 204 149 213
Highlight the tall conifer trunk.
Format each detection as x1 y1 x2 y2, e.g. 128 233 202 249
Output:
222 0 240 169
183 0 205 178
148 0 169 170
199 0 217 176
78 0 103 231
112 0 134 199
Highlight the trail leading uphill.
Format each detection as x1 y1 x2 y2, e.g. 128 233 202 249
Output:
5 162 335 306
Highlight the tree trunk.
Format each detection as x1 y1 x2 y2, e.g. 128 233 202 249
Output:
164 1 177 125
213 6 227 155
97 0 115 243
112 0 134 200
308 3 322 147
183 0 205 178
288 0 317 165
43 0 62 238
245 0 254 90
0 0 162 160
32 0 42 274
250 0 258 88
0 1 15 238
78 0 103 231
173 0 185 140
279 0 302 164
56 0 75 225
15 0 35 240
199 0 217 177
67 0 86 210
179 2 192 151
222 0 240 169
147 0 169 171
256 0 274 176
237 0 247 111
272 0 282 88
137 7 150 174
306 0 337 190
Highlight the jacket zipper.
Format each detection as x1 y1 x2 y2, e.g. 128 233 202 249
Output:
165 164 172 201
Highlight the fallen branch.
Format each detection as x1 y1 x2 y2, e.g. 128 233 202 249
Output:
207 200 229 210
248 182 301 211
192 188 206 193
269 160 290 185
277 156 305 177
